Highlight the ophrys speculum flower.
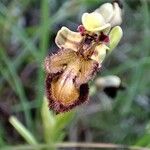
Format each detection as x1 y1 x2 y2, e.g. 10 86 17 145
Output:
44 2 123 113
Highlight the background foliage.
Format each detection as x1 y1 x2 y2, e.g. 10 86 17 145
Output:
0 0 150 149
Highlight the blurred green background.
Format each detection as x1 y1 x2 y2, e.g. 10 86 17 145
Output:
0 0 150 149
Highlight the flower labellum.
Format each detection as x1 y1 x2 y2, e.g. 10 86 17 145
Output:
44 2 123 113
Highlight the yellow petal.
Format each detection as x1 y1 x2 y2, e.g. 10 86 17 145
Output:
91 44 109 63
82 12 110 32
55 27 83 51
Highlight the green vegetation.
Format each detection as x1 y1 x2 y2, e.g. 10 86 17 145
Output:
0 0 150 149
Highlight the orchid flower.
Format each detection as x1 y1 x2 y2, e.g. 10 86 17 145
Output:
44 2 123 113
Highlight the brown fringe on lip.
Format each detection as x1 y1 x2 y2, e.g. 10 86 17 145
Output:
45 73 89 113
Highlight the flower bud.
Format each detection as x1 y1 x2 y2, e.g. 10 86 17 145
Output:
95 75 125 98
95 75 121 89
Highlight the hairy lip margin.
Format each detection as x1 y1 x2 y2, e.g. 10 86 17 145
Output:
45 73 89 113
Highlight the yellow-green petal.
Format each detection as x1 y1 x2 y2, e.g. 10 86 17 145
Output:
91 44 109 63
82 12 110 32
109 26 123 51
